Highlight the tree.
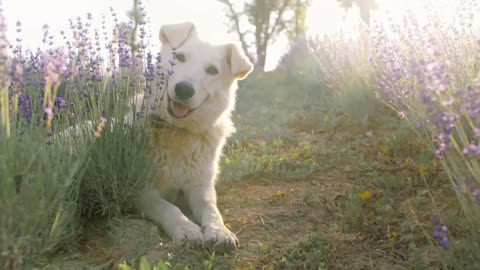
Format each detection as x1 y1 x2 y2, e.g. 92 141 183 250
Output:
337 0 378 25
219 0 311 71
287 0 311 41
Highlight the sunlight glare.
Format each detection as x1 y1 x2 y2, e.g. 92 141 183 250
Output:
375 0 462 25
3 0 477 71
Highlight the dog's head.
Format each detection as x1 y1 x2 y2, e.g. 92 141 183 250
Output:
151 22 253 132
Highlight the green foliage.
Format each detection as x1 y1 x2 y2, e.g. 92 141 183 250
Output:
0 85 153 268
78 117 154 219
0 22 155 270
0 129 86 268
218 0 312 69
286 0 311 41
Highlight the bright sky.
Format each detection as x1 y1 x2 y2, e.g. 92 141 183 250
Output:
1 0 460 70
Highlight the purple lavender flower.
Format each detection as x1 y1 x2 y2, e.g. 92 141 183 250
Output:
18 93 32 122
469 143 480 156
42 24 50 44
0 2 165 137
55 96 66 108
15 21 22 43
155 52 162 71
119 47 132 68
432 219 449 250
144 51 154 81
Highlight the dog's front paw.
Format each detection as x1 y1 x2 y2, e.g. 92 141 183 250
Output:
171 220 203 242
202 224 239 253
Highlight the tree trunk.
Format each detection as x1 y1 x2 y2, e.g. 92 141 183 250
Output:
256 50 267 71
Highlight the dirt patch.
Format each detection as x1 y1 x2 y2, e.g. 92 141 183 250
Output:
218 177 324 267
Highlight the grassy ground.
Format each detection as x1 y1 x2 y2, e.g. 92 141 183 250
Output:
43 70 464 270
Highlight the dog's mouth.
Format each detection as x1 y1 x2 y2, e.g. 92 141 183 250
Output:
168 96 191 118
167 94 210 119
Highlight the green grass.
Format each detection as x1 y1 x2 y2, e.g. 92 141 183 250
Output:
222 138 319 180
248 233 334 270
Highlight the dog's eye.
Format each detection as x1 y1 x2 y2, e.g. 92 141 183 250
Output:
205 65 218 75
176 53 186 63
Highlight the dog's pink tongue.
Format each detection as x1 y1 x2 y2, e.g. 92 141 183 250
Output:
171 100 190 117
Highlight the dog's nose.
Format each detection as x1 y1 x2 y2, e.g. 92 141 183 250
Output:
174 81 195 100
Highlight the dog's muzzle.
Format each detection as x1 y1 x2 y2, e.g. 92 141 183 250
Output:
167 81 195 118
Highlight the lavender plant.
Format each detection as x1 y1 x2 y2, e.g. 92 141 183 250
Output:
0 1 171 267
310 0 480 265
309 31 385 127
371 0 480 252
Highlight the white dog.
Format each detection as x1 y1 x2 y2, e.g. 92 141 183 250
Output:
136 22 253 253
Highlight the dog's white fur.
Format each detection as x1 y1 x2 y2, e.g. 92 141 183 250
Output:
136 22 253 253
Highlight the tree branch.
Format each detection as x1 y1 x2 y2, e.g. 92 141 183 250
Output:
218 0 256 64
265 0 291 42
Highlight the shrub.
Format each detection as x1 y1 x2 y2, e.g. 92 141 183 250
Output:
0 129 85 268
0 1 169 267
306 0 480 265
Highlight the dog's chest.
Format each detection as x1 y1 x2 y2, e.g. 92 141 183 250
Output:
149 128 218 190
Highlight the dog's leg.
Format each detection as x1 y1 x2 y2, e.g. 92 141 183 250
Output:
186 183 238 253
137 189 203 242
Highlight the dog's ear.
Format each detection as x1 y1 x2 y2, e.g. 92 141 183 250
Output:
226 44 253 80
159 22 196 48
